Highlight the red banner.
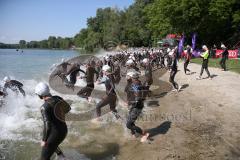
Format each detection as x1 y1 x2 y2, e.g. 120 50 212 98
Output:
216 50 238 58
166 34 177 39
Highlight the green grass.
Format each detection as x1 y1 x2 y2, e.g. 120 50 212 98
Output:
190 58 240 74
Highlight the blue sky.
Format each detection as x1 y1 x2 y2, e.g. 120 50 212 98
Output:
0 0 133 44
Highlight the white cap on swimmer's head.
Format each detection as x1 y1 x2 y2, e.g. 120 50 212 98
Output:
105 56 110 61
126 59 134 65
202 45 208 50
3 76 10 82
35 82 50 96
142 58 149 64
102 65 112 72
167 48 171 53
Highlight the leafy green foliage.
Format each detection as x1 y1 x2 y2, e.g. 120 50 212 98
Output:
19 40 26 48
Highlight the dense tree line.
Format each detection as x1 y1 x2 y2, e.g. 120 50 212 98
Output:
0 36 73 49
74 0 240 51
1 0 239 50
0 43 19 49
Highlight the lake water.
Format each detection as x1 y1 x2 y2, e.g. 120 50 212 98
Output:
0 49 79 80
0 49 124 160
0 49 94 160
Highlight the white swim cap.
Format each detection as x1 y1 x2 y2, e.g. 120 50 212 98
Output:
3 76 10 82
142 58 149 64
35 82 50 96
102 65 111 72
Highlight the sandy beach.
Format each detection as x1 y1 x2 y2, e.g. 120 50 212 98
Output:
65 61 240 160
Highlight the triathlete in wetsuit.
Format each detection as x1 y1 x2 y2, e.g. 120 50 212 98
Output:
184 45 192 74
126 72 149 139
113 61 121 84
77 61 98 101
96 65 118 118
142 58 153 98
64 63 85 88
124 72 135 107
56 61 71 83
197 45 211 79
3 76 25 96
219 44 229 71
35 83 68 160
169 49 180 91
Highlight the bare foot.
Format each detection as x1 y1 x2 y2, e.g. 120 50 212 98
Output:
140 133 150 142
87 97 92 103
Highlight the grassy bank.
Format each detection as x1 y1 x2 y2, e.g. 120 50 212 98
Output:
190 58 240 74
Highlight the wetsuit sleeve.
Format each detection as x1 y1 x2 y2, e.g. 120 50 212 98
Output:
41 104 52 141
12 80 23 87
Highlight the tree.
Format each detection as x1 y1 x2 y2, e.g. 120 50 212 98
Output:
39 40 48 48
19 40 26 48
74 29 89 48
27 41 39 48
48 36 56 49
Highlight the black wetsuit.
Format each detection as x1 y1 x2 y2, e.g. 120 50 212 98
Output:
167 55 172 71
3 80 25 96
169 56 179 90
160 53 165 68
65 64 85 87
113 65 121 84
125 79 134 106
56 62 71 83
77 66 98 99
200 51 211 78
0 91 5 96
220 49 229 71
184 48 191 74
143 64 153 98
96 75 117 117
126 80 144 135
41 96 67 160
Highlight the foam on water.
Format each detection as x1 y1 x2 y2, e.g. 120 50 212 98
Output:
0 79 43 141
0 77 90 141
0 74 107 142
